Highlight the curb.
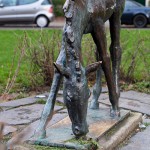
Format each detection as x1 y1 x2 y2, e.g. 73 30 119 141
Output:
98 112 142 150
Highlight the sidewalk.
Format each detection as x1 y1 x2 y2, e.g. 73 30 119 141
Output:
0 88 150 149
49 17 65 28
49 17 110 28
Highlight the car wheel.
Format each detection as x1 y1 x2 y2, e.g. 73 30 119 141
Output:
36 16 49 28
133 15 147 28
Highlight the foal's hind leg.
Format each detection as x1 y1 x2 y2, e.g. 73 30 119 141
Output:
109 2 124 98
89 50 102 109
92 19 119 117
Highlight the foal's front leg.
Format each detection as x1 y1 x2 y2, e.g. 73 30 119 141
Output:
34 32 66 139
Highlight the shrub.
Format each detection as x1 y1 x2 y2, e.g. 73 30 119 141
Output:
24 30 61 88
52 0 66 16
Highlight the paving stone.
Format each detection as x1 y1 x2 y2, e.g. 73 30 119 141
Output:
56 93 109 105
13 145 30 150
121 91 150 105
0 92 56 110
101 87 108 93
7 113 68 147
0 88 108 110
57 87 108 98
59 109 68 113
0 104 62 125
100 98 150 115
96 93 109 101
58 90 63 95
143 118 150 124
89 87 108 93
0 96 37 110
121 145 150 150
56 96 64 104
3 125 17 136
121 126 150 150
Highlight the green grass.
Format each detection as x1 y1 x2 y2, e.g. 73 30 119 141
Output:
120 29 150 81
33 145 67 150
0 29 62 93
0 29 149 94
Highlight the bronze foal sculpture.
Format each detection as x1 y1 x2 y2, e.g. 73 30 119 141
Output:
35 0 125 138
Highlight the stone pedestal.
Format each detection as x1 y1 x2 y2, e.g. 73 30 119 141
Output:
29 106 130 149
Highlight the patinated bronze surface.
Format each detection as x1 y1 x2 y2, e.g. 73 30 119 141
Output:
35 0 125 138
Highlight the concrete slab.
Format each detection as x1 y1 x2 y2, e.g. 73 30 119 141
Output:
100 98 150 115
121 126 150 150
0 104 62 125
29 107 130 149
121 91 150 104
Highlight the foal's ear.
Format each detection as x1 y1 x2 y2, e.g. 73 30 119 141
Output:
85 61 102 76
53 62 70 78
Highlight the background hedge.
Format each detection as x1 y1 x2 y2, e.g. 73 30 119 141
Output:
52 0 66 16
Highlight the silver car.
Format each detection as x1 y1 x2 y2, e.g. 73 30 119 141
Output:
0 0 54 27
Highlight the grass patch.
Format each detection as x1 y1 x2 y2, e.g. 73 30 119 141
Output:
36 99 46 104
0 29 61 94
65 137 99 149
34 145 67 150
120 29 150 81
0 29 149 95
144 122 150 127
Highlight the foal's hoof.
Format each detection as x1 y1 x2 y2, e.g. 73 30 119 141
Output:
110 107 120 118
89 101 99 109
33 129 46 140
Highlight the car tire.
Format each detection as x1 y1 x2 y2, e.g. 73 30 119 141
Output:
36 16 49 28
133 15 147 28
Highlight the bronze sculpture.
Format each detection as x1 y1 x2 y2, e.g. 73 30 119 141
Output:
35 0 125 138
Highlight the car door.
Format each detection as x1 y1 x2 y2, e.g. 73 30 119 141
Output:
14 0 40 22
0 0 17 23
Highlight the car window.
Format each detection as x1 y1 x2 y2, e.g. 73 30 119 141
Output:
18 0 37 5
125 1 144 9
42 0 51 5
0 0 17 7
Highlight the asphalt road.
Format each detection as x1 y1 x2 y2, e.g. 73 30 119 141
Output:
0 18 65 30
0 18 150 30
